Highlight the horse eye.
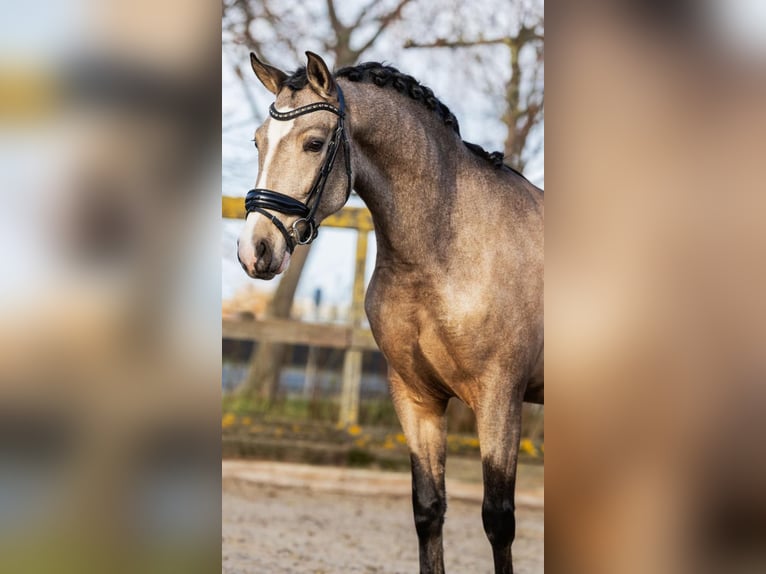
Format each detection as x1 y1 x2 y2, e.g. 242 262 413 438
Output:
304 139 324 153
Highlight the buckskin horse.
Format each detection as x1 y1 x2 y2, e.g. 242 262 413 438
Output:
237 52 544 574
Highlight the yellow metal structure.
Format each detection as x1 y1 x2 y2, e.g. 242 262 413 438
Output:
223 196 376 425
222 196 373 231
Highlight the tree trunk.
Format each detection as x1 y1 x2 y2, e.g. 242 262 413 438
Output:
503 41 524 172
237 244 312 401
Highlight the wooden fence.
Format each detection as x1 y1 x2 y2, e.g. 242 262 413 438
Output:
223 196 377 425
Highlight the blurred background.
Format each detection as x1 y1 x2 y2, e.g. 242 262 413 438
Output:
546 1 766 573
0 1 220 573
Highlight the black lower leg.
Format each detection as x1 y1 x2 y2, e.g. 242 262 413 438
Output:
482 459 517 574
411 455 446 574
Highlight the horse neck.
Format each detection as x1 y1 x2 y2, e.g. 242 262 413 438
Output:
342 81 465 266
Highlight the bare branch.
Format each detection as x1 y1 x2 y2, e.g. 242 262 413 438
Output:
405 37 510 49
403 21 544 171
352 0 378 29
325 0 344 37
223 45 260 121
404 32 542 51
354 0 414 58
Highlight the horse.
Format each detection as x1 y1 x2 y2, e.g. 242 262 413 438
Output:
237 51 544 574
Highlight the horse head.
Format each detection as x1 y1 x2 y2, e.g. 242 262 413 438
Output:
237 52 352 280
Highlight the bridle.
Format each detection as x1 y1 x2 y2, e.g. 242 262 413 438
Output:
244 86 352 253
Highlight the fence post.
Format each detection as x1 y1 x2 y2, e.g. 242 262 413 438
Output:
338 229 369 426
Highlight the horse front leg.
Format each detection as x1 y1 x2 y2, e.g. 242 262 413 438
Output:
389 370 448 574
476 382 526 574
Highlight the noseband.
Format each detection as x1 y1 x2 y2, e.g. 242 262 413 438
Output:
244 86 352 253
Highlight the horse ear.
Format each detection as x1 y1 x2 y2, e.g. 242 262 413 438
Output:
305 51 336 99
250 52 287 95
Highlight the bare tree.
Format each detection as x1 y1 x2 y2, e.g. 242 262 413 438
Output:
223 0 415 68
404 3 544 172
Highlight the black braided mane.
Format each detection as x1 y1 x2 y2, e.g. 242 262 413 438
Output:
281 62 514 172
336 63 462 134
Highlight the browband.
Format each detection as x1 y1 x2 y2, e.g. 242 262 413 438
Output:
268 100 344 121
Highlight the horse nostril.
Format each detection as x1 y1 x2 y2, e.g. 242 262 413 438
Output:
255 240 267 259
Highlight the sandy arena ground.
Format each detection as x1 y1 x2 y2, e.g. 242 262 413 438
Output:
223 460 544 574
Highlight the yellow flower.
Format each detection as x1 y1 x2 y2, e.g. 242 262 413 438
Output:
354 437 368 448
520 438 538 457
241 416 252 426
383 437 395 450
347 424 362 436
221 413 237 429
395 433 407 445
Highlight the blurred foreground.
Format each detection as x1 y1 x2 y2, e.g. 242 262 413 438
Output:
1 1 220 572
547 2 766 573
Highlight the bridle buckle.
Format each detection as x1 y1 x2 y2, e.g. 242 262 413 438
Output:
292 218 316 245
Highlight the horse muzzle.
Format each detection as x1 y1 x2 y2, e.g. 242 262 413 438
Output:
236 236 291 280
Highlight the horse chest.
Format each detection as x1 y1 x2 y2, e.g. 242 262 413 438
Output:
366 277 481 400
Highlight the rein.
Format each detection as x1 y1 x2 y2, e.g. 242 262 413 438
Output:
244 86 352 253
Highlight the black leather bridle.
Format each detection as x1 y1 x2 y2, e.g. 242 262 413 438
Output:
244 86 352 253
